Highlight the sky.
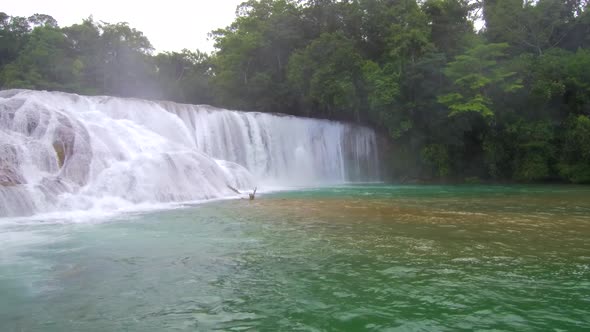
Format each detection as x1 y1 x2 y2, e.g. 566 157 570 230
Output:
3 0 244 53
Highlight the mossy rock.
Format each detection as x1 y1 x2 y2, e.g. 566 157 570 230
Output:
53 142 66 168
464 176 482 184
0 167 25 186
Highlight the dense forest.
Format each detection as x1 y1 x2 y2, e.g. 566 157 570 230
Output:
1 0 589 183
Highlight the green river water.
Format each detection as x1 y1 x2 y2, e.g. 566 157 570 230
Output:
1 185 589 331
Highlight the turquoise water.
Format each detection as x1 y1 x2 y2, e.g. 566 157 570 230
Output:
1 185 590 331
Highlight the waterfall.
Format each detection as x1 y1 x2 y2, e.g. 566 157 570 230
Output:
0 89 380 218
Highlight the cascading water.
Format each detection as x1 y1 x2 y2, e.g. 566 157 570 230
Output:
0 89 380 218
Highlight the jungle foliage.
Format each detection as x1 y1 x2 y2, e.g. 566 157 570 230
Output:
1 0 589 183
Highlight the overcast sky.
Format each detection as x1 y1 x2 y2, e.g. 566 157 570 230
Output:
3 0 244 53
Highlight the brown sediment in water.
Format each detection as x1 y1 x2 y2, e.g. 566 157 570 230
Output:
237 197 476 224
233 195 590 232
213 193 590 259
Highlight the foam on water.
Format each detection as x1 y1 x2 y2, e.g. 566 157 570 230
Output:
0 89 380 219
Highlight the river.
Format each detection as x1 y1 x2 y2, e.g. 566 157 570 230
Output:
1 184 589 331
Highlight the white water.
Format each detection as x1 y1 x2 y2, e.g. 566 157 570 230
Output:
0 89 380 218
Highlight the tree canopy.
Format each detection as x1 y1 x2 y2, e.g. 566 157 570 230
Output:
1 0 590 183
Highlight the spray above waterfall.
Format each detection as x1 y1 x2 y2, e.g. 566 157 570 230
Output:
0 89 380 218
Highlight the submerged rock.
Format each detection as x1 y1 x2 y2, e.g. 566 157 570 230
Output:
0 144 25 186
0 166 25 186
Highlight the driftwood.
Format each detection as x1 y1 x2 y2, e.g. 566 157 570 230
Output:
249 187 257 200
227 184 257 200
226 184 241 195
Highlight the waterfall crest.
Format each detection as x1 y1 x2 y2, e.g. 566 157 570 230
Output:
0 89 380 218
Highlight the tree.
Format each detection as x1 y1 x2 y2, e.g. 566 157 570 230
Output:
155 50 214 104
423 0 473 56
287 32 364 120
99 22 157 98
510 120 556 181
559 115 590 183
27 14 58 29
1 25 79 90
0 13 30 71
483 0 575 54
211 0 306 112
62 17 103 94
438 42 522 118
1 1 589 184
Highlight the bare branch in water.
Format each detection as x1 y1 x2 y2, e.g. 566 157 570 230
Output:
227 184 241 195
